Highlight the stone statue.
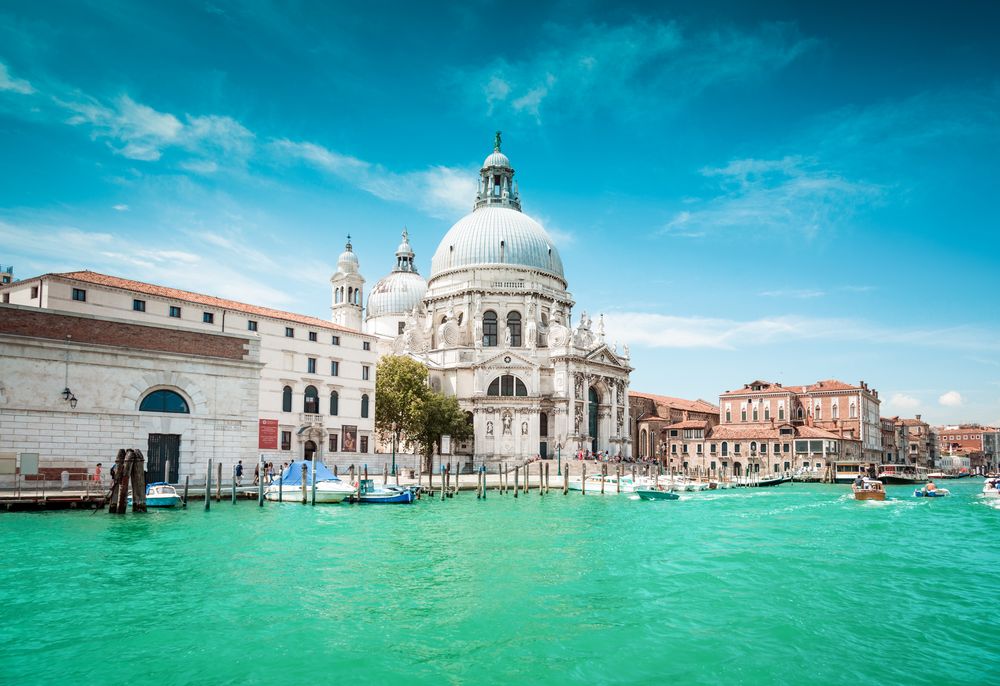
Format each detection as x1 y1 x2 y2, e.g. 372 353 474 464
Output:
525 302 537 349
486 420 494 437
494 130 502 151
504 325 511 347
622 343 630 359
574 406 583 434
502 411 512 435
521 421 528 436
597 314 605 342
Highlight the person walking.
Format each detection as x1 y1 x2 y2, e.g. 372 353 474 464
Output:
252 462 260 486
235 460 243 486
93 463 102 486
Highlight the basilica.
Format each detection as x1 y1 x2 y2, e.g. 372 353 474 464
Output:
331 135 633 463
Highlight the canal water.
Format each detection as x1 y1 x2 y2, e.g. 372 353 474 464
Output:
1 480 998 684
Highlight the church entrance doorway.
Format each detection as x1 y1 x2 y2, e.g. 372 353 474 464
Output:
304 440 317 461
588 387 599 454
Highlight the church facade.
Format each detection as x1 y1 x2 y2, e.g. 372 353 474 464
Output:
336 135 633 464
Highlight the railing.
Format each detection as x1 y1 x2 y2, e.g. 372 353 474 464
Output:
0 472 108 501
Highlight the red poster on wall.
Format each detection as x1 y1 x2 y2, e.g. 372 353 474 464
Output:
258 419 279 450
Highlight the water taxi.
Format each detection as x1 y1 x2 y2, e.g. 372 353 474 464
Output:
635 485 680 501
981 479 1000 499
876 464 926 484
135 482 182 508
852 479 886 501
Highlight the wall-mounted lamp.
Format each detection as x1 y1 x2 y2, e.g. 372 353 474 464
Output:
62 387 77 408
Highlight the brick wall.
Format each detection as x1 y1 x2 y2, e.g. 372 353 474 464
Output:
0 305 250 360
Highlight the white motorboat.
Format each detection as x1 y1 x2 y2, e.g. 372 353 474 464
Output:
567 473 636 494
982 479 1000 499
264 461 355 503
128 482 182 508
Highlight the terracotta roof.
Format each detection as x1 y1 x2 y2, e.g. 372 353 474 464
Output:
796 425 845 439
663 420 710 430
804 379 862 392
722 379 864 397
705 424 843 441
628 391 719 414
42 270 366 336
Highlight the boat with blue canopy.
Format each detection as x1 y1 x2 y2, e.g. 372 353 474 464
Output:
264 461 355 503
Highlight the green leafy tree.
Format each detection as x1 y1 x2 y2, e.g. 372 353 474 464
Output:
374 355 429 456
412 391 474 473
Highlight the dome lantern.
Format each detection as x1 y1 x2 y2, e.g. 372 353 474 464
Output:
475 130 520 212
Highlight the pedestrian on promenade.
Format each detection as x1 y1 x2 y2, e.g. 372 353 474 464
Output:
93 463 102 485
235 460 243 486
252 462 260 486
267 462 275 484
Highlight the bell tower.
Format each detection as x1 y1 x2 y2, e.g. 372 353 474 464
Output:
330 235 365 331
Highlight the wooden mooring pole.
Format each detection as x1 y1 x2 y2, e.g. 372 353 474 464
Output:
216 461 222 502
582 463 587 495
563 463 569 494
130 449 147 513
183 474 190 507
232 466 237 504
204 458 212 511
258 457 265 507
514 466 519 498
301 463 308 504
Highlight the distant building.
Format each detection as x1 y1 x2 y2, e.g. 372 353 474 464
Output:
629 391 719 460
895 415 935 468
937 424 994 471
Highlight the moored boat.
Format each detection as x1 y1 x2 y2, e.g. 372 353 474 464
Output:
635 485 680 501
264 461 355 503
852 479 886 501
129 482 182 508
357 479 416 504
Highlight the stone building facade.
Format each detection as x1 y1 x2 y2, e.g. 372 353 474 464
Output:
0 304 260 482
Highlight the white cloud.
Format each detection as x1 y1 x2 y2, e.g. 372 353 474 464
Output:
112 204 129 212
887 393 921 411
0 62 34 94
662 156 880 239
271 139 476 218
759 289 825 299
939 391 963 407
459 20 816 123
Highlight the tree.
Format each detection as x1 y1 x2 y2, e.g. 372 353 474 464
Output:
412 391 474 474
374 355 429 457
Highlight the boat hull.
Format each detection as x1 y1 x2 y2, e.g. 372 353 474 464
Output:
147 495 182 507
914 489 950 498
358 490 416 504
636 489 680 501
264 483 352 503
853 490 885 501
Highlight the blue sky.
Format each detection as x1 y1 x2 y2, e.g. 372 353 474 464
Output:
1 0 998 425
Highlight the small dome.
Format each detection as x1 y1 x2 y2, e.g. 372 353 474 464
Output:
336 236 359 274
482 150 511 169
430 206 564 280
366 271 427 319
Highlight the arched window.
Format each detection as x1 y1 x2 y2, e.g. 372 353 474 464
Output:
721 441 729 456
483 311 498 347
507 311 522 347
752 405 759 421
764 404 770 421
815 403 822 420
304 385 319 414
139 389 189 413
797 406 804 420
282 386 292 412
487 375 527 397
779 404 785 420
640 429 647 457
540 413 549 437
330 391 339 416
361 394 370 418
832 404 839 420
849 403 857 419
750 441 757 453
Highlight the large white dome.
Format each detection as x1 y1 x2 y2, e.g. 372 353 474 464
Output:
366 270 427 318
430 206 565 280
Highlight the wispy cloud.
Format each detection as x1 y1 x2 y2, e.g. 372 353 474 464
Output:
604 310 1000 352
759 289 825 299
271 139 475 218
939 390 963 407
458 20 816 123
662 156 880 239
0 62 34 94
112 204 129 212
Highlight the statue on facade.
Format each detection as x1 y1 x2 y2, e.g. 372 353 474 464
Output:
622 343 630 359
525 302 537 349
486 420 494 437
597 313 605 343
574 406 584 434
521 421 528 436
502 411 513 435
494 130 502 151
504 325 512 348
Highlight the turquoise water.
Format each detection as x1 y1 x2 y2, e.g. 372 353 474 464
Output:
1 480 998 685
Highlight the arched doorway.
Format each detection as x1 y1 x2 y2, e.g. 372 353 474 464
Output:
304 440 317 461
588 387 599 453
734 461 743 477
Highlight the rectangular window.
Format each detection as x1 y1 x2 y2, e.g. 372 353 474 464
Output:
169 306 181 318
331 335 340 345
696 444 703 454
203 312 214 324
710 443 717 454
360 436 369 453
247 320 258 332
307 358 316 374
308 331 317 342
671 445 677 454
774 443 781 454
734 443 741 454
741 409 747 422
2 293 7 303
761 443 768 453
779 407 785 420
329 435 338 452
682 444 689 453
285 327 294 338
363 341 371 351
331 361 340 376
30 286 39 298
362 365 370 381
725 410 732 422
398 322 406 335
710 461 717 470
72 288 86 302
281 431 291 451
133 299 146 312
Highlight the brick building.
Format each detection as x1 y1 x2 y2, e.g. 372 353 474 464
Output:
629 391 719 461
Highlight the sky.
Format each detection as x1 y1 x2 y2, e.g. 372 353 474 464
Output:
1 0 998 426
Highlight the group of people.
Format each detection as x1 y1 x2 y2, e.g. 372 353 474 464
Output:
235 460 290 486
